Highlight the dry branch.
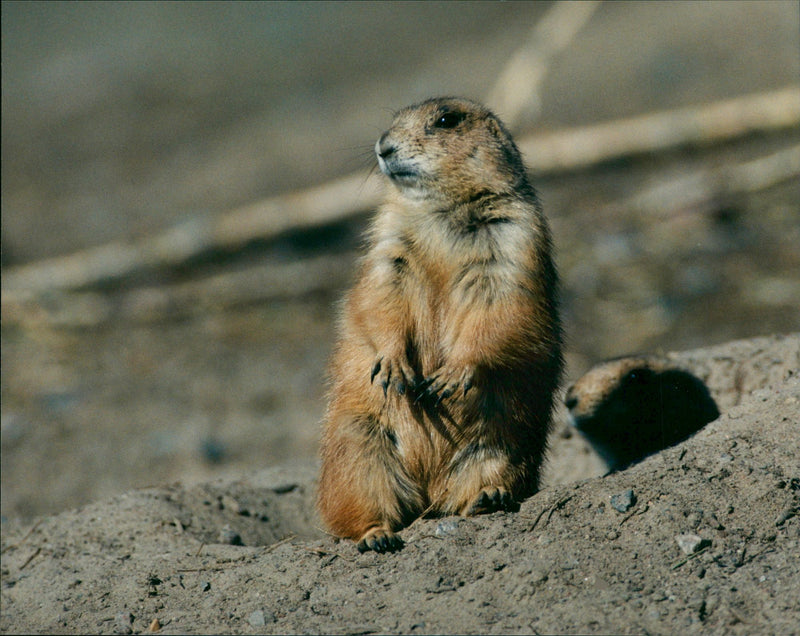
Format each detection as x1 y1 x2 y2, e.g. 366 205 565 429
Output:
2 174 381 295
2 86 799 303
518 85 800 172
2 253 354 329
618 143 800 218
487 0 602 129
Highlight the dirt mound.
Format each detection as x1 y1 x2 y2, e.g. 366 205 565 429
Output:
1 335 798 635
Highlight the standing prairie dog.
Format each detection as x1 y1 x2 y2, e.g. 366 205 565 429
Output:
317 97 563 552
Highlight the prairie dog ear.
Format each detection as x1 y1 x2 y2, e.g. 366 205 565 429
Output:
486 117 502 138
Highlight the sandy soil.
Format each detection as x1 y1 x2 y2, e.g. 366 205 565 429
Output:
1 334 798 635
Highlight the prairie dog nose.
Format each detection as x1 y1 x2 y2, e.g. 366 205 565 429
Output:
564 388 578 411
375 132 396 159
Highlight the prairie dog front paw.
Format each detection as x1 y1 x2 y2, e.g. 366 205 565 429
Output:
370 354 416 397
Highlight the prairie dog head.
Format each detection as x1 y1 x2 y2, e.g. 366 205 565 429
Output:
564 356 673 423
375 97 527 203
564 355 720 471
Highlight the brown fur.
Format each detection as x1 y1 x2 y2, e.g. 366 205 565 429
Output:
317 97 563 552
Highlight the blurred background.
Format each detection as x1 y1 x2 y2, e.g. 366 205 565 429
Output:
2 1 798 521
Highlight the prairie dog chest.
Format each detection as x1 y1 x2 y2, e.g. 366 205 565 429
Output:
374 203 520 299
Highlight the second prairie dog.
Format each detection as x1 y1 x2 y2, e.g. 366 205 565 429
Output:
317 97 563 552
564 355 720 472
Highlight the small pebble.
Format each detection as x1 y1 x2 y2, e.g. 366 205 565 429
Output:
248 609 266 628
220 495 241 514
201 581 211 592
675 533 710 555
774 505 796 526
434 519 460 538
218 524 244 546
727 406 744 420
113 611 134 635
610 489 636 513
148 618 161 632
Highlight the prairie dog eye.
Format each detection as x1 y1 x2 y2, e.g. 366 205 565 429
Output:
624 368 652 384
433 111 465 129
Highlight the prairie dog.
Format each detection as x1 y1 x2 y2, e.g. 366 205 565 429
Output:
317 97 563 552
564 356 719 472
